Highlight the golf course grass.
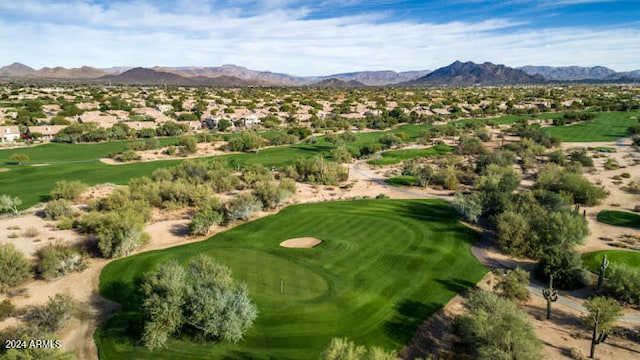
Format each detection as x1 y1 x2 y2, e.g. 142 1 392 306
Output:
0 125 433 209
597 210 640 229
542 110 640 142
96 199 487 359
386 175 417 187
582 250 640 273
367 145 453 165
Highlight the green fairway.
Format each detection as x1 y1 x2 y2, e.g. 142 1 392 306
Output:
542 111 640 142
582 250 640 273
0 125 432 209
96 199 487 359
597 210 640 229
367 145 453 165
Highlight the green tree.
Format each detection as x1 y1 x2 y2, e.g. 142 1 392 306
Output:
9 153 29 165
141 256 257 350
96 208 148 258
605 264 640 305
141 260 187 350
453 290 542 360
582 296 621 359
189 198 225 236
0 244 31 291
535 247 588 290
331 147 353 164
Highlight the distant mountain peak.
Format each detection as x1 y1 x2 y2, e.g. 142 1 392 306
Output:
518 65 618 80
0 62 36 76
408 61 544 85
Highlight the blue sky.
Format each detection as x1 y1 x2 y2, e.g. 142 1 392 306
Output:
0 0 638 75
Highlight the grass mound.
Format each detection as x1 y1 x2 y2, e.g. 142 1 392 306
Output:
597 210 640 230
368 145 453 165
386 175 417 187
96 199 486 359
582 250 640 273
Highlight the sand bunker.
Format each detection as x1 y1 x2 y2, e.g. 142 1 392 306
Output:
31 163 50 167
0 168 9 172
280 237 323 248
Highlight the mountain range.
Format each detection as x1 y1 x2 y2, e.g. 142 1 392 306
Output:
0 61 638 86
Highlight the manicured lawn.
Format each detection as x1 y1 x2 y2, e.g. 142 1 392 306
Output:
542 111 640 142
385 175 417 187
582 250 640 273
0 126 432 210
597 210 640 229
96 199 487 359
368 145 453 165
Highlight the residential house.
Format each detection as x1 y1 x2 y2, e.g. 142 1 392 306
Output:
29 125 66 141
1 126 21 143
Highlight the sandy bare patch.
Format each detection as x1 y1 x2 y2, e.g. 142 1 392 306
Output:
280 237 323 248
99 141 232 165
30 163 50 167
0 167 9 172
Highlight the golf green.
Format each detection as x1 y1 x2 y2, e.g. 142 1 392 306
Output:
582 250 640 273
96 199 487 359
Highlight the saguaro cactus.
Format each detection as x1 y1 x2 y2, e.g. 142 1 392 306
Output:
590 308 608 359
542 274 558 319
596 255 609 294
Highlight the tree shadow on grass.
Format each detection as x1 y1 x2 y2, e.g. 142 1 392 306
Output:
384 300 441 344
435 278 478 294
100 276 145 311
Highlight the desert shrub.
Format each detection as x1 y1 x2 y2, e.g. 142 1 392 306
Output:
34 245 86 280
43 198 73 220
0 244 31 291
252 179 296 209
22 227 40 238
119 149 141 162
569 148 594 167
320 337 398 360
493 267 530 301
227 193 262 221
455 136 485 155
603 159 620 170
50 180 88 201
179 136 198 155
605 264 640 305
26 294 75 333
0 299 14 321
452 192 483 223
225 132 266 152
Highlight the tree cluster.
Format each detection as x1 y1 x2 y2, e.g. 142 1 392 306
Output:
140 255 258 350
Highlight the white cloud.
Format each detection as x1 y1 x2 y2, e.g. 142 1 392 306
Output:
0 1 638 74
